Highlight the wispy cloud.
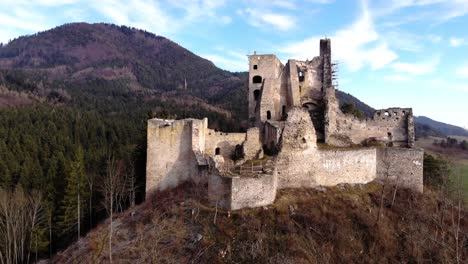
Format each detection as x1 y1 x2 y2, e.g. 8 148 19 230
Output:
280 0 397 71
449 37 466 47
456 64 468 78
391 57 440 75
0 0 230 43
200 53 247 72
371 0 468 23
238 8 296 31
384 75 411 82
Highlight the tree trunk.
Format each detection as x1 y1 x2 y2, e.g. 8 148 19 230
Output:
109 194 113 264
78 182 80 240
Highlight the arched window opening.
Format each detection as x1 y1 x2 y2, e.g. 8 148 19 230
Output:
254 89 260 101
282 105 286 119
298 71 305 82
267 110 271 120
253 65 258 70
253 75 262 84
215 147 220 155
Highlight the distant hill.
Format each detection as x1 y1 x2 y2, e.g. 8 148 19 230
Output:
0 22 464 136
0 22 247 123
335 90 375 118
415 116 468 137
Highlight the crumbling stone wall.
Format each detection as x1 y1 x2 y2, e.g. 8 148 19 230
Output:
208 170 278 210
317 149 377 186
242 127 263 160
325 90 414 147
204 130 246 160
275 107 377 188
146 119 199 193
376 147 423 192
275 107 319 188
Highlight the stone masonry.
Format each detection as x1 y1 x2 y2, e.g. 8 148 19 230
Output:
146 39 424 210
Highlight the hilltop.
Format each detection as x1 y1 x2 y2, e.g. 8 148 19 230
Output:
53 182 467 263
0 23 247 124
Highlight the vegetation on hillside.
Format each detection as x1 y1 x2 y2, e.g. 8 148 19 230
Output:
340 102 366 120
53 172 467 263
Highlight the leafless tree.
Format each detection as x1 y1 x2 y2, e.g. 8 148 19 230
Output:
0 187 44 264
87 172 95 228
377 149 393 223
99 157 132 263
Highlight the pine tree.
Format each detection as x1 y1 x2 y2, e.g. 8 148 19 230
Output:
58 146 88 241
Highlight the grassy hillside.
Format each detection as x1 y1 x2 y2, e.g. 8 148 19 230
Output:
53 182 467 263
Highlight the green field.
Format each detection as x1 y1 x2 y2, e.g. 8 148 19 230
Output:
449 164 468 202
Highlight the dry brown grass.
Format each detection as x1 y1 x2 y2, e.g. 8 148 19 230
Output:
52 182 468 263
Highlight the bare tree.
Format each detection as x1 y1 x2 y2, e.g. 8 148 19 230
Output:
0 187 44 264
377 149 392 223
99 157 131 263
86 172 95 228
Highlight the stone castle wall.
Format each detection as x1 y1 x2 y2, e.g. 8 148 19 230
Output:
325 90 414 147
275 108 407 190
204 130 246 159
376 147 424 192
146 119 199 193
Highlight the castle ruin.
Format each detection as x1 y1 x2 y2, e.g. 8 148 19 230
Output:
146 39 424 210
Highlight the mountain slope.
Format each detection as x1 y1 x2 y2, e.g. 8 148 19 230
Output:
53 182 467 263
415 116 468 137
0 23 247 119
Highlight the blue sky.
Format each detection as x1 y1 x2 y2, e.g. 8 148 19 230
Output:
0 0 467 129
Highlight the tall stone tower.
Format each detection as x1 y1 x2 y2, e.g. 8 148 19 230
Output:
320 38 332 90
248 53 283 126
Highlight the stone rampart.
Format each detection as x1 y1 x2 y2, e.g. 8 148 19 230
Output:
146 119 199 194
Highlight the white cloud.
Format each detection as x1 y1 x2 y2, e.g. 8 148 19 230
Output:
271 0 297 10
201 53 247 71
0 0 230 43
427 34 442 43
456 64 468 78
449 37 465 47
279 0 397 71
384 75 411 82
372 0 468 22
381 31 422 52
391 57 440 75
240 8 296 31
220 16 232 24
430 78 468 91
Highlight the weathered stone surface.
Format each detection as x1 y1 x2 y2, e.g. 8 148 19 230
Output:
376 147 424 192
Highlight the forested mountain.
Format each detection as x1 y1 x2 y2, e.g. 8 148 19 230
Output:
415 116 468 137
0 22 247 120
0 23 465 262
